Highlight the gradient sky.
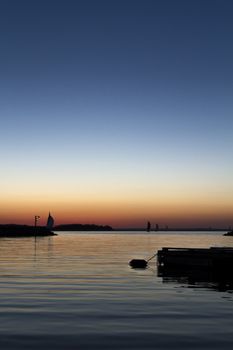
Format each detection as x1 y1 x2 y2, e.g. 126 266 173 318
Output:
0 0 233 228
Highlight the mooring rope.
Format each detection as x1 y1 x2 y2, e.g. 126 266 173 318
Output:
146 252 157 263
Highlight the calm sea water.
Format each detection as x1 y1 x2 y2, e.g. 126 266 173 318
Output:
0 231 233 349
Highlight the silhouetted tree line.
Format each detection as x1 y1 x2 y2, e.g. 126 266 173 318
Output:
54 224 113 231
0 224 55 237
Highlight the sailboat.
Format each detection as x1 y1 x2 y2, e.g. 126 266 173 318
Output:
147 221 151 232
46 212 54 229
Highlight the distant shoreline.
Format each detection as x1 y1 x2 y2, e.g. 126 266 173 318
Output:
115 228 229 232
0 223 113 237
0 223 230 238
0 224 56 237
54 224 113 231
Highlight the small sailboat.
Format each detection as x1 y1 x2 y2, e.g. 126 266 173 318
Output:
46 212 54 229
147 221 151 232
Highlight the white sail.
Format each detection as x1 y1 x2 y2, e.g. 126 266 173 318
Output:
47 212 54 229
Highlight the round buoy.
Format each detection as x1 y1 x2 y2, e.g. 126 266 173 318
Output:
129 259 148 268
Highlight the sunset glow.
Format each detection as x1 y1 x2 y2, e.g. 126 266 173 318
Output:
1 0 232 229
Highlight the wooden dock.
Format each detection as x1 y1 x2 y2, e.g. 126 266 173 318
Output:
157 247 233 270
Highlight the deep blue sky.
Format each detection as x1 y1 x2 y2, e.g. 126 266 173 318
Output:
1 0 233 227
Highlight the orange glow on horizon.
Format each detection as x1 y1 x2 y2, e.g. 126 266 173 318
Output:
0 193 232 229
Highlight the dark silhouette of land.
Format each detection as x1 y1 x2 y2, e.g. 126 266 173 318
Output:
223 230 233 236
54 224 113 231
0 224 56 237
0 222 229 237
0 222 113 237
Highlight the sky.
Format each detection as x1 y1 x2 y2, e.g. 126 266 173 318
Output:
0 0 233 228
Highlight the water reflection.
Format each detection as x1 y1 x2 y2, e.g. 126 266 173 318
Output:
158 265 233 292
1 232 233 350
